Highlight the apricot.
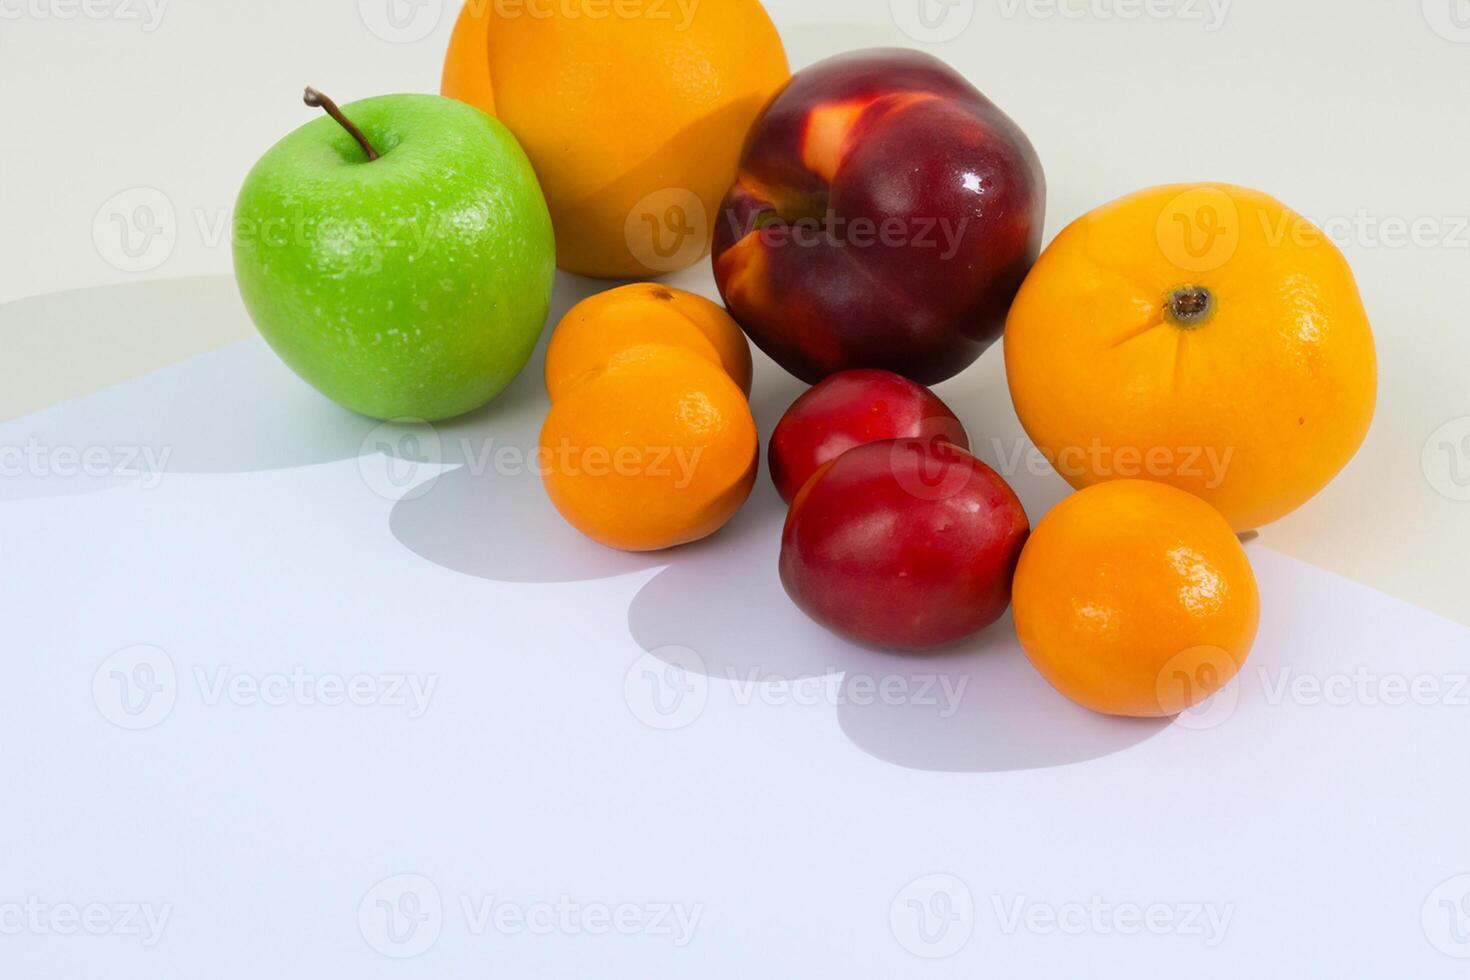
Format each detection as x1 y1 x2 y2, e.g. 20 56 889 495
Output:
539 286 757 552
540 344 757 552
545 283 751 401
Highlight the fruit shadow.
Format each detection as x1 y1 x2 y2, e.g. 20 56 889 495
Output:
629 480 1170 773
388 324 808 583
386 391 663 585
0 273 607 501
393 338 1169 772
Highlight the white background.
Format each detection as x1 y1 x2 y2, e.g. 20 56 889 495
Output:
4 0 1470 975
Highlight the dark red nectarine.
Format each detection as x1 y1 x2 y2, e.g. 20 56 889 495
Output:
714 48 1046 385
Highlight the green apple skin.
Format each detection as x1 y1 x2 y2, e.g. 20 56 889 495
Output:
233 94 555 421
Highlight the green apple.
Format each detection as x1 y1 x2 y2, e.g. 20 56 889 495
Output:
233 90 555 421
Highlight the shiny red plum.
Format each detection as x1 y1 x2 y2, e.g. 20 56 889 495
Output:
779 439 1030 651
768 369 969 503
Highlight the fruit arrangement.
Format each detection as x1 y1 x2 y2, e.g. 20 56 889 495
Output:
232 3 1377 722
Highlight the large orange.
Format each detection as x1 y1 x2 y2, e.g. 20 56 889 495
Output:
1004 183 1377 532
441 0 789 279
1012 480 1260 718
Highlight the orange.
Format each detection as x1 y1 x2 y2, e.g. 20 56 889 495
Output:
1012 480 1260 718
441 0 789 278
540 343 758 552
545 283 752 401
1004 183 1377 532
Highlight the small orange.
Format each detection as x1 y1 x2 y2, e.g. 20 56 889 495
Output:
1004 183 1377 532
1012 480 1259 718
540 344 758 552
441 0 789 278
545 284 752 401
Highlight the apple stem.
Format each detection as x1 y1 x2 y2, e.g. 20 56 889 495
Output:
303 87 380 162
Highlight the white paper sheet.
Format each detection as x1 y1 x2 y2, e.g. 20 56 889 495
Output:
3 308 1469 977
